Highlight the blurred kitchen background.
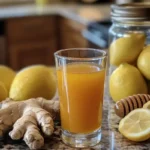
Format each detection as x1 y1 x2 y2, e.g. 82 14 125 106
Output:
0 0 148 70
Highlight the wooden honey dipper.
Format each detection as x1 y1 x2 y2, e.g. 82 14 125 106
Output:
114 94 150 118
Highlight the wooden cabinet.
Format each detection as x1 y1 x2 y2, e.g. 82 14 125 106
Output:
5 16 88 70
6 16 57 70
9 40 56 70
59 17 88 49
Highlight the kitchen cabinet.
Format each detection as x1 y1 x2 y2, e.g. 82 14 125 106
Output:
59 17 88 49
0 37 6 64
8 40 56 70
0 21 6 64
4 15 89 70
6 16 58 70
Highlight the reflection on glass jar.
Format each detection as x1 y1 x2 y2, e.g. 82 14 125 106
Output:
109 3 150 102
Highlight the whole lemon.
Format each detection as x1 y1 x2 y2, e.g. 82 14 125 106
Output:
0 65 16 91
137 45 150 80
109 63 148 102
110 33 145 66
0 81 8 101
9 65 56 101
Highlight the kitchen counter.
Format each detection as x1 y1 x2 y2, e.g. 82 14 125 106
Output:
1 89 150 150
0 4 110 25
0 91 110 150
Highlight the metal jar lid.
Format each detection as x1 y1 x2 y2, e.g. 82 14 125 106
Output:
111 3 150 22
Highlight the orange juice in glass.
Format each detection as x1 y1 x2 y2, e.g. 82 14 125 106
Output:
54 49 107 148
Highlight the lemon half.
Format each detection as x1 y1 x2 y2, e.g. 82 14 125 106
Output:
143 101 150 109
119 108 150 142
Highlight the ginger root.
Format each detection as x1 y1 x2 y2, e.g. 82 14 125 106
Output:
0 97 60 149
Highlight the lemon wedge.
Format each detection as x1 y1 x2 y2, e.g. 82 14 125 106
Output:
143 101 150 109
119 108 150 142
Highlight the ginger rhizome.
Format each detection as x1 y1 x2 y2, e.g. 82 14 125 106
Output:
0 97 60 149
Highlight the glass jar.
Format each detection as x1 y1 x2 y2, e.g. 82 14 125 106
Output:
109 3 150 102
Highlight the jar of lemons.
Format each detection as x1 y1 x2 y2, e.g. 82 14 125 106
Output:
109 3 150 102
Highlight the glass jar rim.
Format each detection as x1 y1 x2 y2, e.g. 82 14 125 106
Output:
111 3 150 22
54 48 107 60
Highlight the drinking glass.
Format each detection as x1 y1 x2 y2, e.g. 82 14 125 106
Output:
54 48 107 148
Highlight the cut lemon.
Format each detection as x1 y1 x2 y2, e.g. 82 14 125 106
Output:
119 108 150 142
143 101 150 109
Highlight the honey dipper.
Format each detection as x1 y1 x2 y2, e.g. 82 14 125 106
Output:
114 94 150 118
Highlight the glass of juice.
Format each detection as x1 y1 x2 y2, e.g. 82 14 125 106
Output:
54 48 107 148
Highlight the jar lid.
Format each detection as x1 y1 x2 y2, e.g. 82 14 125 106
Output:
111 3 150 22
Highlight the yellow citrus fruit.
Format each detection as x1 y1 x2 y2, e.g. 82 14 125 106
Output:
137 45 150 80
0 65 16 91
0 81 8 101
9 65 56 101
143 101 150 109
119 108 150 142
49 66 56 76
110 33 145 66
109 63 148 102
